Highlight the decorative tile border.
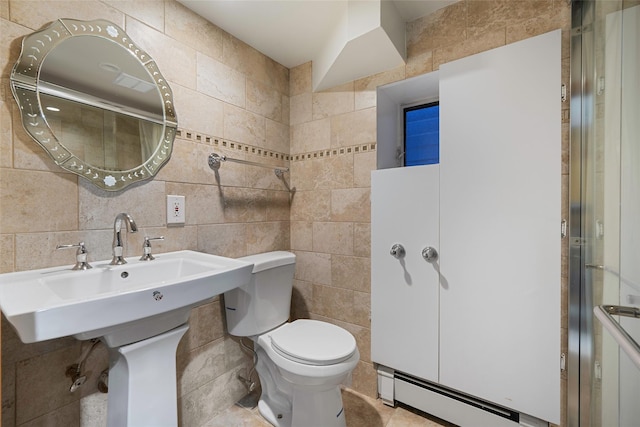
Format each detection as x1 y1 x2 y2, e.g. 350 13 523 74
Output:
175 128 291 161
291 144 377 162
175 128 376 165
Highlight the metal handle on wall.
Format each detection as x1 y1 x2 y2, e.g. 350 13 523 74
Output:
594 305 640 370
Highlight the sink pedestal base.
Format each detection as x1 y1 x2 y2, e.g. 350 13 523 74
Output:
105 324 189 427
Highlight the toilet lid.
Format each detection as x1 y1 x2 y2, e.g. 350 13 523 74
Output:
269 320 357 366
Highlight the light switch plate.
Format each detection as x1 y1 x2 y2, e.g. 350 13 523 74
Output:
167 195 185 225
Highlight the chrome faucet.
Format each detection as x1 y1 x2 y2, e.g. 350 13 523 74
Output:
110 213 138 265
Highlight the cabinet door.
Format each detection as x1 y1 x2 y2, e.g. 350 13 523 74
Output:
371 165 440 383
439 30 561 423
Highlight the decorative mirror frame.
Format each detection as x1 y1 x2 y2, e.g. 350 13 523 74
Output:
10 18 177 191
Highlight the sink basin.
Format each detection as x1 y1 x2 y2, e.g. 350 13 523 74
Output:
0 249 254 426
0 250 253 346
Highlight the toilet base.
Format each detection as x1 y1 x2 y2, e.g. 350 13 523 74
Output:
258 398 291 427
291 386 347 427
258 386 347 427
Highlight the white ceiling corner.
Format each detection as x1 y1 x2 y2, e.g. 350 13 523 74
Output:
178 0 458 91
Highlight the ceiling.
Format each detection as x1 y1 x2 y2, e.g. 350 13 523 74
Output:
178 1 457 90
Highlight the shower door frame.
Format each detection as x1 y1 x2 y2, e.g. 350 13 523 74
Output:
568 1 596 427
569 1 640 426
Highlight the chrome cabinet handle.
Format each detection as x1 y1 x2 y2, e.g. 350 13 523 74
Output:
422 246 438 262
390 243 405 259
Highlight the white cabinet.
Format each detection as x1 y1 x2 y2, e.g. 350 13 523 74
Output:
371 30 561 425
371 165 440 383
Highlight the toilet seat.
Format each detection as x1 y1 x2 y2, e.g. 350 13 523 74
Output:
269 320 356 366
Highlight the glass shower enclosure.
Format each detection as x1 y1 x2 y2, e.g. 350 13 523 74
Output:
569 1 640 426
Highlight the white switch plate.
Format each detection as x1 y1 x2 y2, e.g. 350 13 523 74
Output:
167 195 185 225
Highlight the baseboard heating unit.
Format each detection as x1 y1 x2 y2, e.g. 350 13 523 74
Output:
377 367 548 427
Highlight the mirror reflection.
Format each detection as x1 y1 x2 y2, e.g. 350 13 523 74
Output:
39 94 164 171
10 19 177 191
39 35 164 124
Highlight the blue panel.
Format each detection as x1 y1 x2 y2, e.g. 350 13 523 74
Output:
404 104 439 166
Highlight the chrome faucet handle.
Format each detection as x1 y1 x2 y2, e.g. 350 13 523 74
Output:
56 241 93 270
140 236 164 261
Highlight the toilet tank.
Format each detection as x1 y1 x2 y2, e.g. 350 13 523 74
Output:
224 251 296 337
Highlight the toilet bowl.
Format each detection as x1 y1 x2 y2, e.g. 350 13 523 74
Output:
223 251 360 427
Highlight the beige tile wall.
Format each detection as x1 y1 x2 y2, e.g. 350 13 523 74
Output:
289 2 571 427
1 0 571 425
0 0 290 425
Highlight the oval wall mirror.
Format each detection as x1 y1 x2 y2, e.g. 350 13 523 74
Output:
10 18 177 191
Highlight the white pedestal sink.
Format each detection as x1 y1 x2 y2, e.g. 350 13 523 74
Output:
0 250 253 427
107 323 189 426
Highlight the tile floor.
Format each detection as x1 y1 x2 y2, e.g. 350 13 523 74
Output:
203 388 456 427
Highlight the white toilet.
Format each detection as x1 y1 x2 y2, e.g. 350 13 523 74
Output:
224 251 360 427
